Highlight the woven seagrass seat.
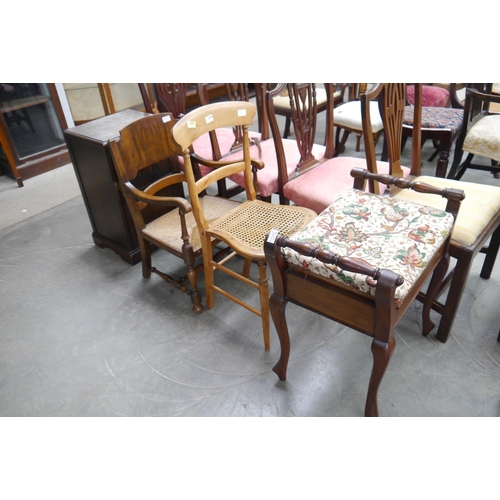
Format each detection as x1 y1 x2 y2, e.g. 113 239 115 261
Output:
171 100 316 351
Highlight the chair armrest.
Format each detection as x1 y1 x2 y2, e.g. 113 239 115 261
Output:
350 168 465 218
190 152 264 170
124 181 192 213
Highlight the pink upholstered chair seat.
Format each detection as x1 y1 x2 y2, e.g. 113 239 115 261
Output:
189 128 262 177
283 158 411 214
225 138 328 199
407 85 449 107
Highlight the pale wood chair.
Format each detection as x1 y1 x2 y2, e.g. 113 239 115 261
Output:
171 101 317 351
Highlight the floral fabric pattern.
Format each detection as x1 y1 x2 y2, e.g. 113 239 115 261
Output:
283 189 455 304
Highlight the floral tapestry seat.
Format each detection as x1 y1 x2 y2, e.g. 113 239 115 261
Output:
281 189 455 306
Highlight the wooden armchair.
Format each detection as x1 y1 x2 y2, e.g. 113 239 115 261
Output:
265 83 411 215
264 167 464 416
108 112 242 314
171 101 316 351
447 83 500 180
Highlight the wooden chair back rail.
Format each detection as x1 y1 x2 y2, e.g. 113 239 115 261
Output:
172 101 257 154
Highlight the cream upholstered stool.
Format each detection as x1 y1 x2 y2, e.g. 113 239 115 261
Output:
394 175 500 342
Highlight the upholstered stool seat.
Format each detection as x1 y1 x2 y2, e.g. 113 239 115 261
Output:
282 189 455 305
407 85 450 107
461 114 500 162
393 175 500 247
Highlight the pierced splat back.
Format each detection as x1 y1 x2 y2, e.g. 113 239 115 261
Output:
155 83 188 118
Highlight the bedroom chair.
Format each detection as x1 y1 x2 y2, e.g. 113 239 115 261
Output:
447 83 500 180
108 112 241 314
265 83 412 215
264 165 464 416
171 101 316 351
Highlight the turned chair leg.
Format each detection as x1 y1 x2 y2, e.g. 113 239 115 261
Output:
365 336 396 417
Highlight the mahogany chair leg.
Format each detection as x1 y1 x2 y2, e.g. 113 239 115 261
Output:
269 293 290 381
334 128 350 157
422 253 450 336
365 336 396 417
480 225 500 279
435 148 451 178
435 253 474 343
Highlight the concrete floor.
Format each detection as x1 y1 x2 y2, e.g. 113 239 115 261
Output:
1 103 500 418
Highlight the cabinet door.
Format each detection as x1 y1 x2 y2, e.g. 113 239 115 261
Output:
0 83 69 184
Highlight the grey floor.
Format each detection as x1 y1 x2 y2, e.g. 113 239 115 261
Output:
1 107 500 418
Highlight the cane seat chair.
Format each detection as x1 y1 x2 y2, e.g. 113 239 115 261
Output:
265 83 412 215
108 112 243 314
264 166 464 415
447 83 500 180
170 101 316 351
371 84 500 344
